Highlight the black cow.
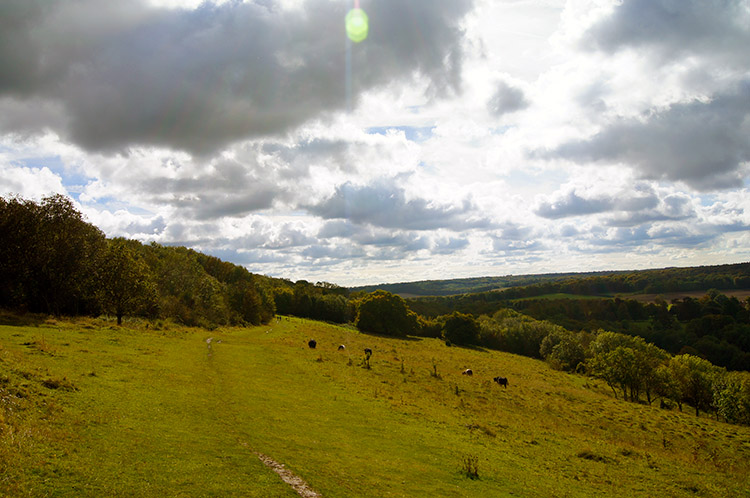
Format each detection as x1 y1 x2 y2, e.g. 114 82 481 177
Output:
462 369 473 376
338 344 346 351
308 339 317 349
493 376 508 388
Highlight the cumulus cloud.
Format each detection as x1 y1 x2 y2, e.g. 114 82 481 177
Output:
433 236 469 255
0 164 66 199
535 183 660 220
306 178 493 231
583 0 750 64
0 0 473 155
487 81 529 117
535 191 614 219
543 81 750 190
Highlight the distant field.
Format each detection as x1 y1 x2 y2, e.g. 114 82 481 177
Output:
2 316 749 497
622 289 750 303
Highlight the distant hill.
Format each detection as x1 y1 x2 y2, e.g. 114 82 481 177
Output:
349 270 630 296
350 262 750 297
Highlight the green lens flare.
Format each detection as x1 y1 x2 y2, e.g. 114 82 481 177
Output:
346 8 368 43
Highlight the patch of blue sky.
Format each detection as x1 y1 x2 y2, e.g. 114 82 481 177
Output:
81 195 155 216
366 126 435 142
14 156 93 191
417 161 438 174
490 126 513 135
698 194 717 207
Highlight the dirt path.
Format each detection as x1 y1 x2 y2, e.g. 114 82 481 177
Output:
254 451 322 498
214 336 320 497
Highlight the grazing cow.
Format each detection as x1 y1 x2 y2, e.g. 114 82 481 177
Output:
338 344 346 351
308 339 317 349
493 376 508 388
462 369 473 376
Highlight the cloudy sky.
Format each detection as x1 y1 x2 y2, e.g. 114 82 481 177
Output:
2 0 750 286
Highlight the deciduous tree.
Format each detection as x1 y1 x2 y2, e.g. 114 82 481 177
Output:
355 290 419 337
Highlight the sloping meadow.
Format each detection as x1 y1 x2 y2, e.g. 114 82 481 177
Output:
1 316 748 497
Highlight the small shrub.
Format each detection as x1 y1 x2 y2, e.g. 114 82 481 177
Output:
430 359 441 379
461 454 480 479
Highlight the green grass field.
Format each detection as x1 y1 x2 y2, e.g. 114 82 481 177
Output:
1 316 749 497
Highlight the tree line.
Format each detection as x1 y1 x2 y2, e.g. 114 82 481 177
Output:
330 289 750 426
0 195 276 327
361 263 750 298
406 293 750 372
455 309 750 425
511 293 750 371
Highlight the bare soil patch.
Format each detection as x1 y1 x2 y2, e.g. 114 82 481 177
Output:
254 452 321 498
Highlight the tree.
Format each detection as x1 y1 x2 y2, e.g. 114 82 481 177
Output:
272 287 294 315
0 194 106 315
98 239 158 325
540 329 586 371
712 371 750 425
355 290 419 337
587 331 669 402
442 312 480 346
668 354 719 417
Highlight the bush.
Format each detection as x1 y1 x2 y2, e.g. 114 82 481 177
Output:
442 312 480 346
355 291 419 337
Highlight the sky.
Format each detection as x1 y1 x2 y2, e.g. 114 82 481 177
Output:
1 0 750 286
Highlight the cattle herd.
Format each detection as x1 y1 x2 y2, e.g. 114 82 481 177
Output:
307 339 509 388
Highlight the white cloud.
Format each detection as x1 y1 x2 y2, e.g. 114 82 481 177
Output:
1 0 749 286
0 164 66 200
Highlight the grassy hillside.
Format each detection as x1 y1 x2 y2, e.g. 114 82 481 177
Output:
1 316 749 497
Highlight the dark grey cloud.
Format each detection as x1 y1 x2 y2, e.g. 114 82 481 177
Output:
319 220 463 256
571 215 750 253
260 226 316 250
535 191 614 219
0 0 473 154
583 0 750 63
604 193 695 227
135 158 283 219
542 81 750 190
351 228 430 250
306 179 493 231
317 219 355 239
301 244 367 261
487 81 529 117
433 236 469 255
536 185 662 220
119 215 167 237
488 222 541 253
